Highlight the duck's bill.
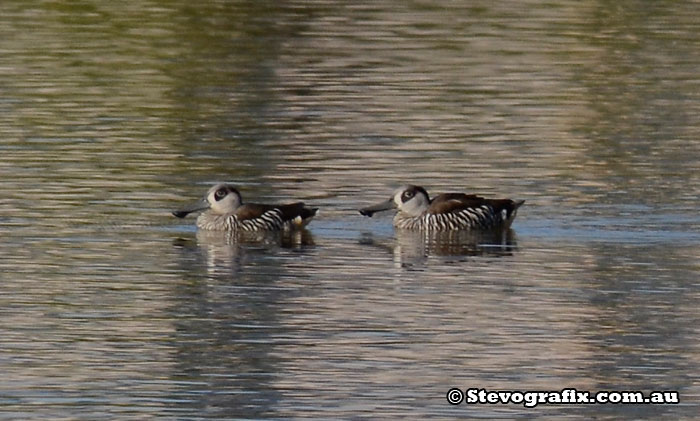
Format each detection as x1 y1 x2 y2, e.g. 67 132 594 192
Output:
359 198 396 217
172 198 209 218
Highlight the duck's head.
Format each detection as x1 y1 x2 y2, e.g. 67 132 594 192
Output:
359 185 430 218
172 183 243 218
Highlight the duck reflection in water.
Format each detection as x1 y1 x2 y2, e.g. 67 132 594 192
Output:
173 228 315 277
360 227 519 266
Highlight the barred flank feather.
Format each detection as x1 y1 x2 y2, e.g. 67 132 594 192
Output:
394 204 513 231
239 210 286 231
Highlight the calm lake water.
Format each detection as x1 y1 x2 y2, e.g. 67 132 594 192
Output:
1 0 698 419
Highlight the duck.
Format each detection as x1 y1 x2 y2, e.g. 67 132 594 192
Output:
173 183 318 231
359 185 523 230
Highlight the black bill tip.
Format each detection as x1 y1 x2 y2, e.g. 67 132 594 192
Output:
172 210 189 218
359 209 375 217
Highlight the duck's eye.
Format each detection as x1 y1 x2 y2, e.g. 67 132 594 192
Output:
214 189 227 201
402 191 414 201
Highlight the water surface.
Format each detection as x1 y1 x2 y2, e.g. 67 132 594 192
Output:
0 0 698 419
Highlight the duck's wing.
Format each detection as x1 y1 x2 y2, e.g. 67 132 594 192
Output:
429 193 524 225
237 203 318 227
428 193 485 214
